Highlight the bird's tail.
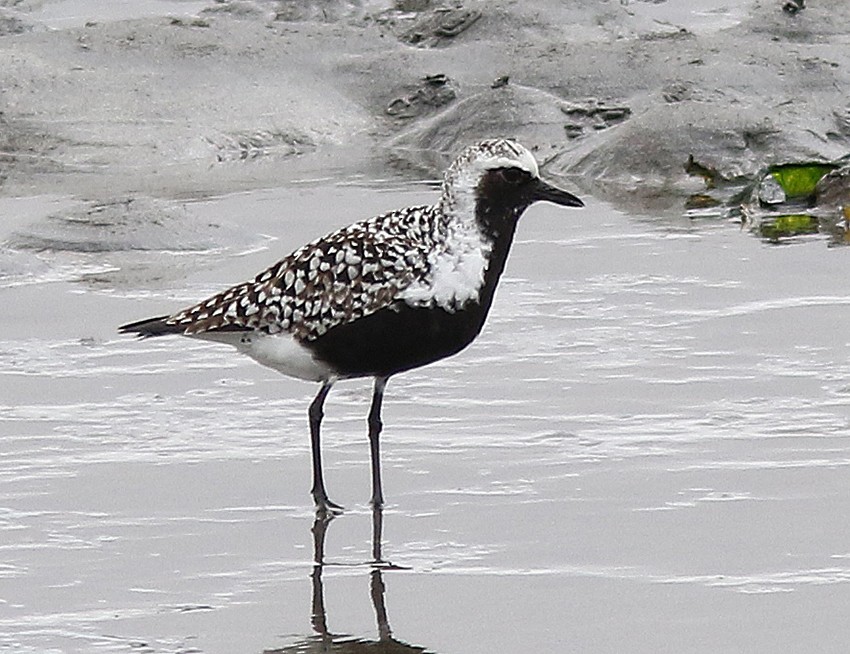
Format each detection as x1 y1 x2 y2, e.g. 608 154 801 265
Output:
118 315 181 338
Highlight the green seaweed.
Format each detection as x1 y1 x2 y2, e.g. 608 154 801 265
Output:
769 163 836 199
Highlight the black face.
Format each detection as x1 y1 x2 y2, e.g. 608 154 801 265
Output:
477 166 584 215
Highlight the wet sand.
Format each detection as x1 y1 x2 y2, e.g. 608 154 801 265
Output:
3 184 850 652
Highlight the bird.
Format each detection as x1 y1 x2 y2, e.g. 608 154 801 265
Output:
119 138 584 513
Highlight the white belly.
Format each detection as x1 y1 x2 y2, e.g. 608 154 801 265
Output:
193 330 333 383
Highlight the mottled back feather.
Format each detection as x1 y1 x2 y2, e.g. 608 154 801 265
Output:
167 204 441 341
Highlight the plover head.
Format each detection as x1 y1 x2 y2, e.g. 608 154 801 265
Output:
440 138 584 224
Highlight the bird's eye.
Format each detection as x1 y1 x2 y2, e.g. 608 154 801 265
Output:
498 167 527 185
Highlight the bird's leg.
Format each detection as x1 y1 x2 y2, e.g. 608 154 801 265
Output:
367 376 389 508
309 380 343 513
371 502 384 564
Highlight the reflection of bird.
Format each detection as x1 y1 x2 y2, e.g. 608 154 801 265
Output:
264 509 427 654
120 138 583 512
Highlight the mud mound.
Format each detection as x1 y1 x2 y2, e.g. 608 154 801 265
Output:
389 83 580 170
8 196 254 253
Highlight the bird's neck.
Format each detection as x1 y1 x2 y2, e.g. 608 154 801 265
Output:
437 193 523 304
472 196 523 305
438 176 526 245
398 188 523 313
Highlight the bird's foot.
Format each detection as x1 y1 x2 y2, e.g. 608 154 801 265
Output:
313 492 344 515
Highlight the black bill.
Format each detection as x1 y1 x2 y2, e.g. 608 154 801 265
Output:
532 178 584 208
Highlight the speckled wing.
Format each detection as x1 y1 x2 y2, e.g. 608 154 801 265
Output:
166 205 438 341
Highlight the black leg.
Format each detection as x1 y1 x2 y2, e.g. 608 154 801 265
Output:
371 504 384 564
309 380 343 513
368 376 389 508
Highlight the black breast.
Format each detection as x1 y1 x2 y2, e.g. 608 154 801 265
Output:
304 297 491 378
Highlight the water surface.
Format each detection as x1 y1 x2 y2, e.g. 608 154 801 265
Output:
2 183 850 653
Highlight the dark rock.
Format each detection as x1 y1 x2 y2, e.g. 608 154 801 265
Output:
397 6 481 46
662 81 694 103
491 75 509 89
386 74 457 120
783 0 805 15
558 99 631 138
815 165 850 209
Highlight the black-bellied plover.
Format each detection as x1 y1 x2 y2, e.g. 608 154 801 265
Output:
120 138 584 512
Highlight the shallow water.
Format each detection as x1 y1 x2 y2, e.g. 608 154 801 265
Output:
2 182 850 653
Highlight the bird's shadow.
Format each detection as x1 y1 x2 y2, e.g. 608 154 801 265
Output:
264 508 433 653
